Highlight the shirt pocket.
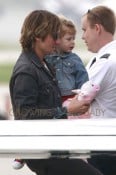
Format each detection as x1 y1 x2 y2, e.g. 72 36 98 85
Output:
63 61 74 74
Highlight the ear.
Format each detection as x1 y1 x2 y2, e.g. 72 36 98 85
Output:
94 24 102 34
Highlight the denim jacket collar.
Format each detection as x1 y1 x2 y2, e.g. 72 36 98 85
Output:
49 52 72 59
24 50 55 79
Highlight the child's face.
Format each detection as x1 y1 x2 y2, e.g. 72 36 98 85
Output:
57 33 75 53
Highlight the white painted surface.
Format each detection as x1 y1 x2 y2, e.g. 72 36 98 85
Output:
0 119 116 158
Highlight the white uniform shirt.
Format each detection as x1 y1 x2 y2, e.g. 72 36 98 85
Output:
86 40 116 118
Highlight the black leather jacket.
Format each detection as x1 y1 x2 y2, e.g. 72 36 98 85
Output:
9 51 67 119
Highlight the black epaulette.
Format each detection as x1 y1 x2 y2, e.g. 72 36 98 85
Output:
100 53 110 59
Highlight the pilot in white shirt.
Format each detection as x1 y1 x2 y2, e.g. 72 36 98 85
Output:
86 40 116 118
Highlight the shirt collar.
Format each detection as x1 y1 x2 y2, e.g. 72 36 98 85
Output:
49 51 72 58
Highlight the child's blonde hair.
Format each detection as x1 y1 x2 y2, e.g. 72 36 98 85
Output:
59 15 76 37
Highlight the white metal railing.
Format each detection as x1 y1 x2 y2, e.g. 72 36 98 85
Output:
0 119 116 158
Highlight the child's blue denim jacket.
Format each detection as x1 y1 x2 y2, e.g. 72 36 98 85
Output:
46 52 88 96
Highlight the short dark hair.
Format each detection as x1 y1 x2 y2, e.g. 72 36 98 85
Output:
20 10 61 51
86 6 116 35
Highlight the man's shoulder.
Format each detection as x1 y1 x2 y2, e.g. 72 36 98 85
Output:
12 53 35 76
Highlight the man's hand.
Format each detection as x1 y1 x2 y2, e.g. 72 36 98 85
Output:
66 95 90 115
